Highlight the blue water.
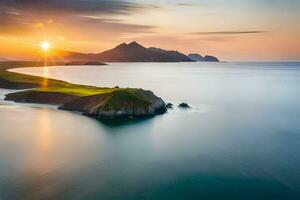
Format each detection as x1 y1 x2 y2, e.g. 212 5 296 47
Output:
1 62 300 199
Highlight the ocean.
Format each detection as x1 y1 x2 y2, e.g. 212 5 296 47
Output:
1 62 300 199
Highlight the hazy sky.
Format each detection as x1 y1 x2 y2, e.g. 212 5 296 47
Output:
0 0 299 61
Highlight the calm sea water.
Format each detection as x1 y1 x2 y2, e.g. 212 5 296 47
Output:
1 62 300 199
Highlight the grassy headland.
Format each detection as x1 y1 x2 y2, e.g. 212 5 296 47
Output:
0 61 166 119
0 61 106 90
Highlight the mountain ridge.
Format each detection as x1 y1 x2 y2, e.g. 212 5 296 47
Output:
55 41 219 62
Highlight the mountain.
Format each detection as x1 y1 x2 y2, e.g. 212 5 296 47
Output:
97 41 193 62
56 41 220 62
188 53 220 62
203 55 220 62
188 54 204 61
58 41 193 62
149 47 192 62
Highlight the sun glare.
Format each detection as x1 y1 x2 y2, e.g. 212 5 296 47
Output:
41 41 50 51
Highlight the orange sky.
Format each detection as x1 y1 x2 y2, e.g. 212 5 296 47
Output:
0 0 299 61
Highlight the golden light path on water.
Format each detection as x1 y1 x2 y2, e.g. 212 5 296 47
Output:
42 67 49 87
33 108 55 174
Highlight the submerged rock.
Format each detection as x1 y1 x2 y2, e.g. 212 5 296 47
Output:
166 103 174 109
178 103 191 108
59 89 167 120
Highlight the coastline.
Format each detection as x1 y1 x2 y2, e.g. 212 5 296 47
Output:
0 61 167 120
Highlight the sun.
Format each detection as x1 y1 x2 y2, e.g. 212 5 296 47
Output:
41 41 51 51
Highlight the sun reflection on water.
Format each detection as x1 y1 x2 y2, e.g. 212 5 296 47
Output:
42 67 49 87
33 108 55 173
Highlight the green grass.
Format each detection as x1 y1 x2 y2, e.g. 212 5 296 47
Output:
0 61 71 88
34 86 122 96
1 70 70 87
96 89 156 111
0 61 160 109
0 61 129 96
0 61 120 96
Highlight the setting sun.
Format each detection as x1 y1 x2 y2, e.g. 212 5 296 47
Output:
41 41 50 51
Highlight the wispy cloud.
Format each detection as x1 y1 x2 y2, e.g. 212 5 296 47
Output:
193 31 269 35
0 0 157 36
0 0 148 15
177 3 200 7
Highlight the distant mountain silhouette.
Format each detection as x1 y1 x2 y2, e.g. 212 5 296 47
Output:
149 47 192 62
56 41 219 62
0 57 9 61
203 55 219 62
188 54 204 61
188 53 219 62
97 41 193 62
54 50 100 62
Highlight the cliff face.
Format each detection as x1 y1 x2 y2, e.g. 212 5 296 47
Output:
59 89 167 119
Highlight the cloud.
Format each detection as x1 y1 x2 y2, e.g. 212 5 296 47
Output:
0 0 148 15
193 31 269 35
0 0 157 36
177 3 199 7
199 36 236 42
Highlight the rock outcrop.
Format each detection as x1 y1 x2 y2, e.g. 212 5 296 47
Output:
178 103 191 108
59 89 167 119
166 103 174 109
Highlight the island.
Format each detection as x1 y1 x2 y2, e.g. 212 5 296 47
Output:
0 61 167 120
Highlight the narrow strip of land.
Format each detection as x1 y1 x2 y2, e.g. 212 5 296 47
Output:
0 61 167 120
